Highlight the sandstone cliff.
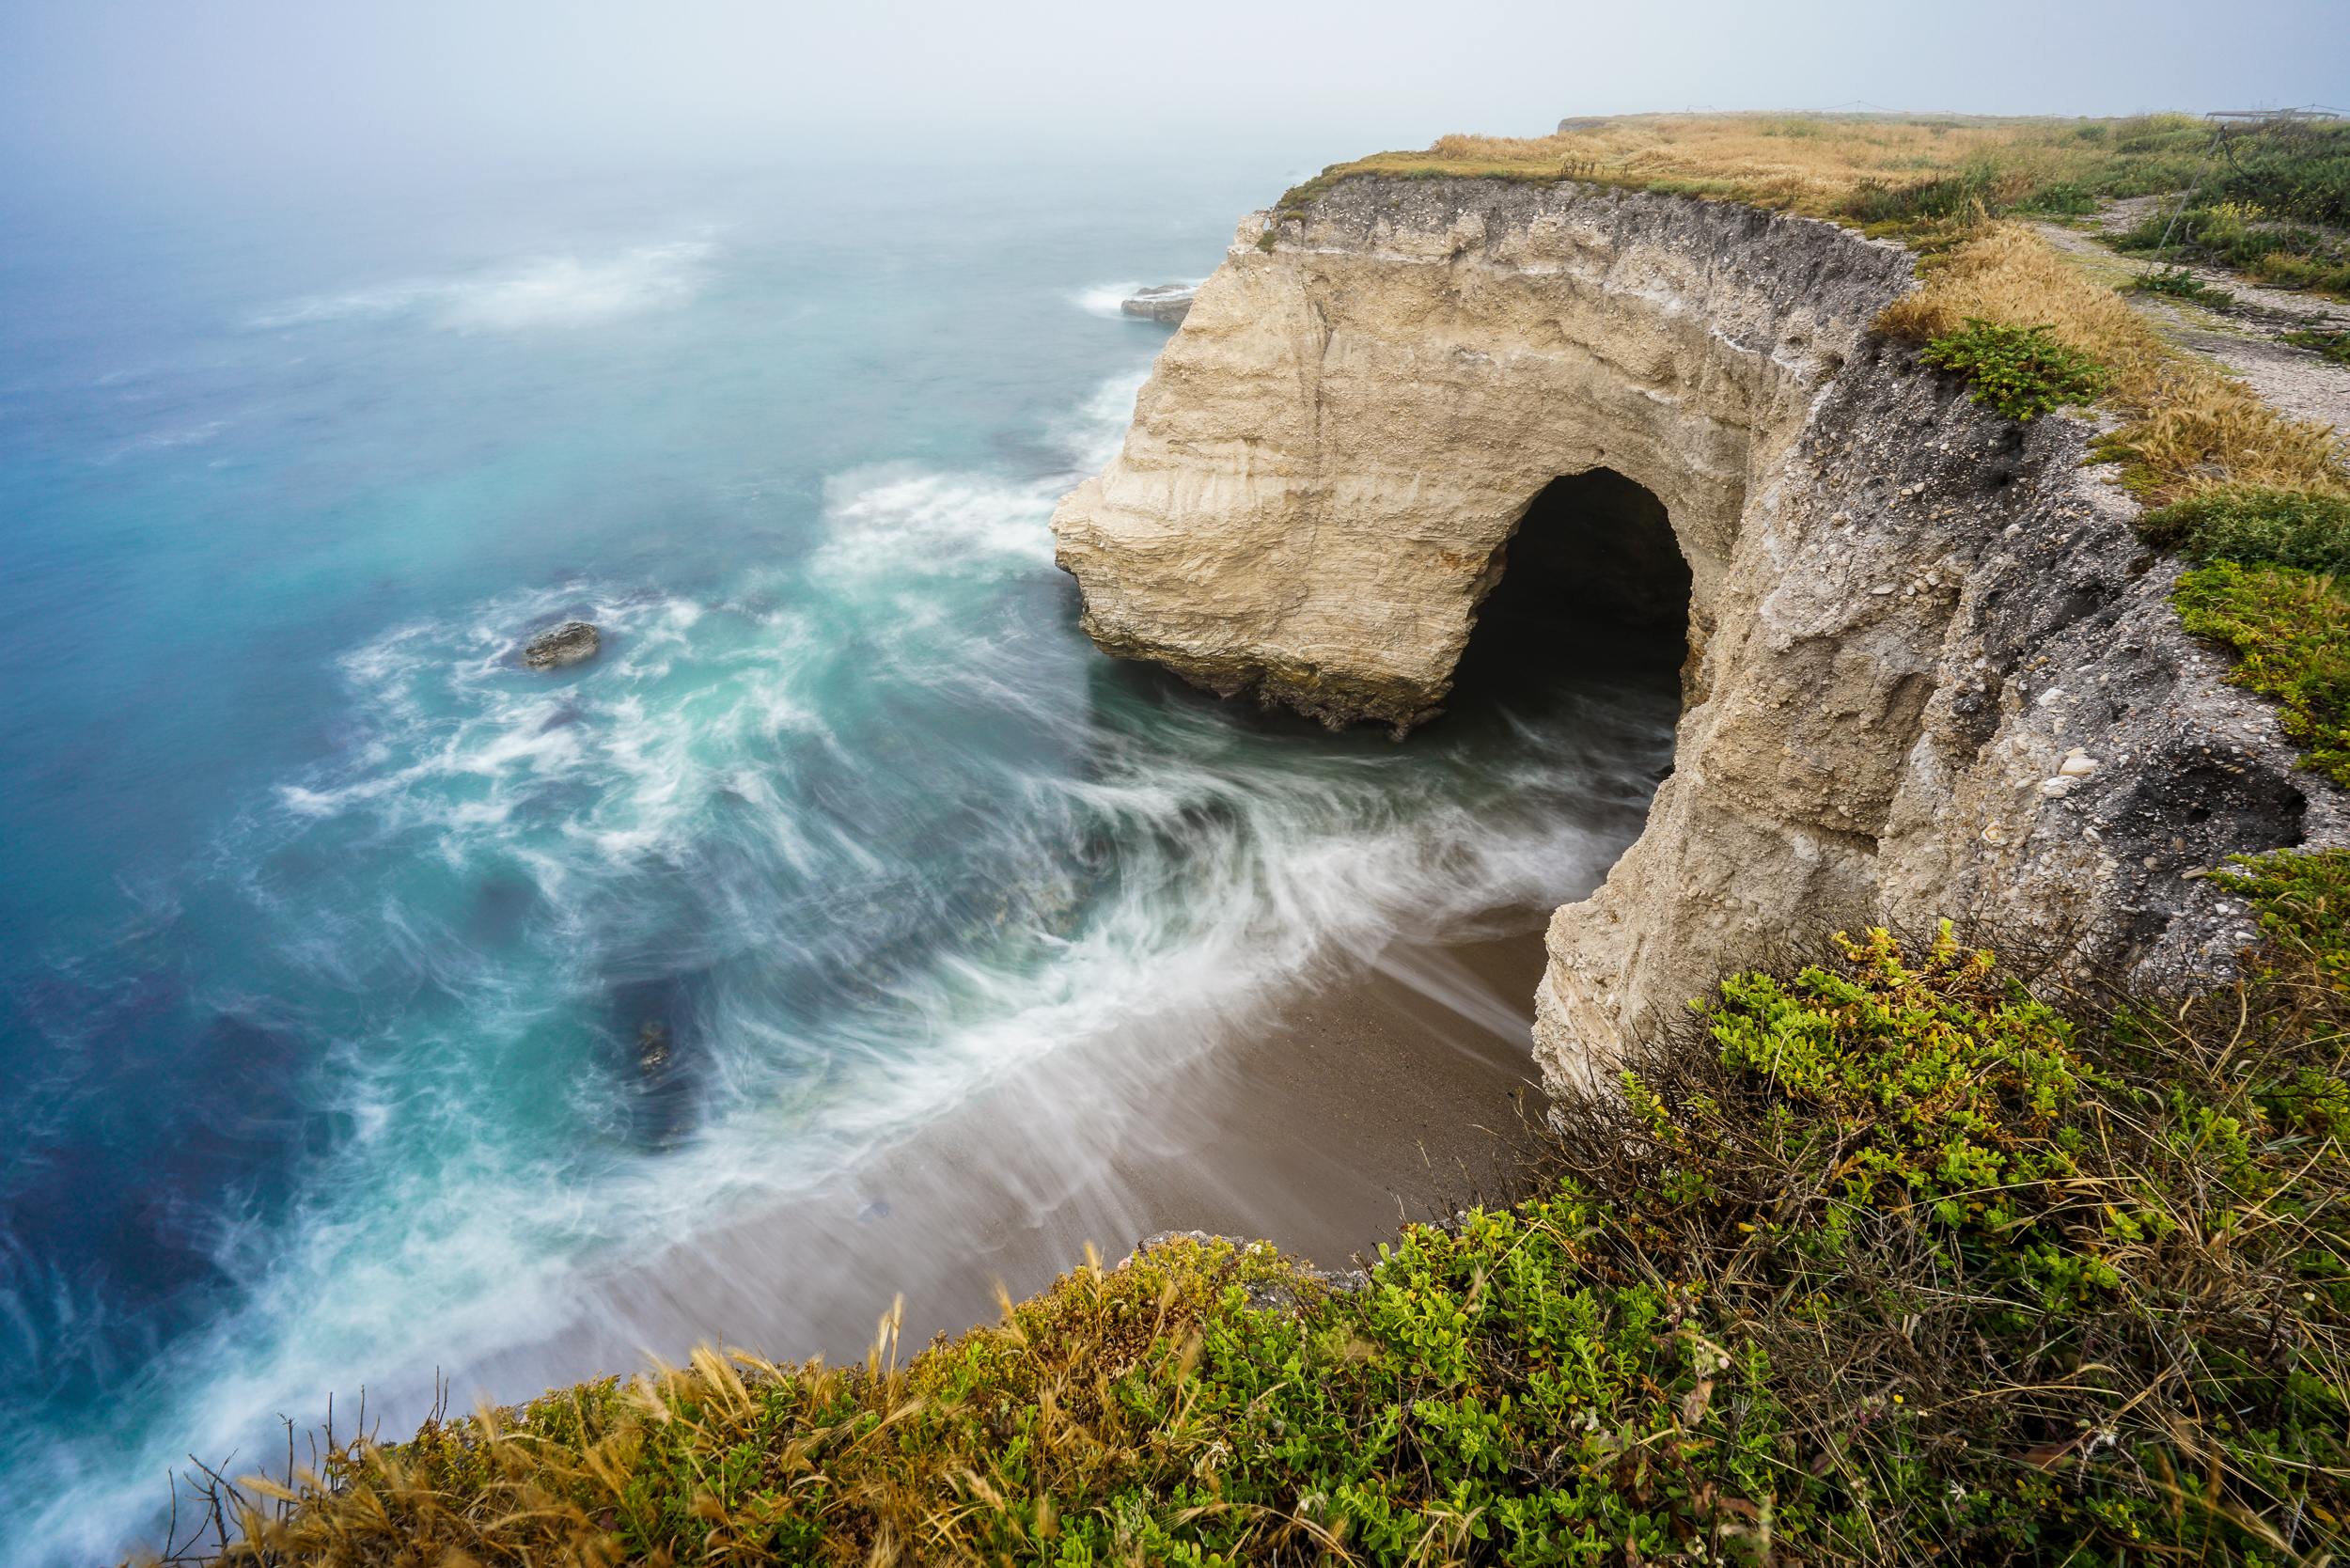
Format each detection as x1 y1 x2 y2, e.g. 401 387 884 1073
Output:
1050 177 2347 1096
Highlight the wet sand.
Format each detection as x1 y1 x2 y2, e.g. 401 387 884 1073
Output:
1085 923 1554 1265
839 917 1559 1350
441 916 1559 1405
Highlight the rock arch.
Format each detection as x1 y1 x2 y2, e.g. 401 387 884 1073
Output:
1051 180 1906 734
1050 177 2345 1096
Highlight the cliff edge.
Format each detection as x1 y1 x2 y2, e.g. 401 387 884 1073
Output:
1050 176 2346 1098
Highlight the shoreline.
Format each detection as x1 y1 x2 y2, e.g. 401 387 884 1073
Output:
429 916 1558 1418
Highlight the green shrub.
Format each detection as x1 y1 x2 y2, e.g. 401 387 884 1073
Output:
2138 485 2350 575
1919 318 2109 420
2115 127 2211 156
2283 327 2350 361
2213 847 2350 994
2129 265 2236 306
2206 123 2350 227
2264 255 2350 294
2175 559 2350 786
1843 163 1999 226
2109 197 2347 280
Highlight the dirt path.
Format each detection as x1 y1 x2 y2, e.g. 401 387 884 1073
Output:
2029 200 2350 434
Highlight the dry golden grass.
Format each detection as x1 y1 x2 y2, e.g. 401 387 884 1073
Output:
1305 114 2130 219
1299 115 2346 500
1876 223 2348 498
165 1238 1321 1568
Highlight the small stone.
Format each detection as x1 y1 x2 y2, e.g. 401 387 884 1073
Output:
1870 584 1895 595
2039 777 2073 798
524 620 602 669
2058 753 2098 777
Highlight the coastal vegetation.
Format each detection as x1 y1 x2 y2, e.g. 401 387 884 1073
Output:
180 902 2350 1566
1274 113 2350 301
2174 564 2350 790
1277 114 2182 221
1916 321 2107 422
1871 219 2344 510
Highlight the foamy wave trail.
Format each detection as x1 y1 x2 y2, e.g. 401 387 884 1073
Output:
3 369 1672 1564
247 240 715 333
1073 278 1204 319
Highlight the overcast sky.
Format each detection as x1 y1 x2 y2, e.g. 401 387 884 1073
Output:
5 0 2347 189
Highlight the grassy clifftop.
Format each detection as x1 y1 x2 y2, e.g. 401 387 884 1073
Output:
1275 113 2349 255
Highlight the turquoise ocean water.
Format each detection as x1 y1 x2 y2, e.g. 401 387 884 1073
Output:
0 153 1674 1561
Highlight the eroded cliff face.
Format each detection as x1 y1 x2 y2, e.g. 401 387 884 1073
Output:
1053 182 1911 732
1050 177 2347 1096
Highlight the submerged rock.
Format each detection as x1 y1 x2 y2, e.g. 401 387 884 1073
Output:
523 620 601 669
1120 284 1195 324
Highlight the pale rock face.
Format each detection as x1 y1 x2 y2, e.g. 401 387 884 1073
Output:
1052 177 2346 1100
1054 183 1898 732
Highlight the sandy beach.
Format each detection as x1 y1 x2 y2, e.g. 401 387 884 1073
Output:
432 915 1561 1411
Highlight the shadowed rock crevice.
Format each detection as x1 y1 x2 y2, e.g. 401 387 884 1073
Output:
1451 468 1692 712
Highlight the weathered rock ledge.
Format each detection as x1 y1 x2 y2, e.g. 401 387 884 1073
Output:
1050 176 2347 1096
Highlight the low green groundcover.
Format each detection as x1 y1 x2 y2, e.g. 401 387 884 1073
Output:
2141 487 2350 578
1920 320 2110 422
2175 559 2350 789
201 902 2349 1565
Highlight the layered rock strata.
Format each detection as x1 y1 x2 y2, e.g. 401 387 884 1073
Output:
1050 177 2345 1096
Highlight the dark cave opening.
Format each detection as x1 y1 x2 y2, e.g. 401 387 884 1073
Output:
1449 468 1694 709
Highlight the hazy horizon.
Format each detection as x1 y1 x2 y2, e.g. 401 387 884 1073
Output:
6 0 2346 199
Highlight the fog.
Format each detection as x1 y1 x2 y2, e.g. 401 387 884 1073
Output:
5 0 2346 195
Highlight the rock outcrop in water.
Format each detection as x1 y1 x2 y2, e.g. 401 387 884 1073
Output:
524 620 602 669
1121 285 1196 324
1050 177 2348 1097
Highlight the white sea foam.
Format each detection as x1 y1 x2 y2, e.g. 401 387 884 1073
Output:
248 240 715 334
1073 277 1202 320
1074 280 1144 317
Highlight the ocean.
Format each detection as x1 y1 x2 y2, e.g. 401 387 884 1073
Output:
0 150 1675 1562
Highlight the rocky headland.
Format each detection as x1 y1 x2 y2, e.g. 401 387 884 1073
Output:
1050 176 2347 1098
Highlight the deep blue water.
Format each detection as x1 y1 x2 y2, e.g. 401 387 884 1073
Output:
0 153 1675 1561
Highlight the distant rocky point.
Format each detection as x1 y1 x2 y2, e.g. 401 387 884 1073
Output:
1120 284 1195 324
523 620 601 669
